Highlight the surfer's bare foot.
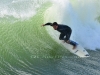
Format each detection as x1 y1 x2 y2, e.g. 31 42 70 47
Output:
73 45 77 49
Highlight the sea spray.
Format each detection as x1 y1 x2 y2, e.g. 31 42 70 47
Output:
44 0 100 50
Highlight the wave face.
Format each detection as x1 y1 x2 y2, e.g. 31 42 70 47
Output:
0 0 100 75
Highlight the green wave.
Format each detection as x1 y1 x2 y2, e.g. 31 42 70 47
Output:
0 3 71 75
1 1 100 75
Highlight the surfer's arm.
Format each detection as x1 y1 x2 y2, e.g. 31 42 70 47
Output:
42 22 52 26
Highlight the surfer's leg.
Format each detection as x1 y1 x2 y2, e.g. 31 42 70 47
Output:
59 33 77 49
69 40 77 49
65 40 77 49
65 33 77 49
59 33 65 40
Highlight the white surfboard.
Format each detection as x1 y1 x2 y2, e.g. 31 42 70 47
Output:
63 41 90 57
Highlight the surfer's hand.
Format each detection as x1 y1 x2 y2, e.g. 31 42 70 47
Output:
41 24 45 27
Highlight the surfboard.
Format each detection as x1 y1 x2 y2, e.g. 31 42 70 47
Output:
63 40 90 57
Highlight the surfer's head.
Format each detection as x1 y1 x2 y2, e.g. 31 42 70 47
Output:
52 22 58 26
44 22 58 30
51 22 58 30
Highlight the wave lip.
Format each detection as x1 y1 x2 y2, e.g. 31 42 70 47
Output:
0 0 49 19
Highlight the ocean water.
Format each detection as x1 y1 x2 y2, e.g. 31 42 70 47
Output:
0 0 100 75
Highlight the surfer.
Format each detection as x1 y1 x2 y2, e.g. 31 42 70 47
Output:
42 22 77 49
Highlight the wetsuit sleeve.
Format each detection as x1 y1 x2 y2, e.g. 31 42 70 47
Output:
44 23 52 26
62 26 70 31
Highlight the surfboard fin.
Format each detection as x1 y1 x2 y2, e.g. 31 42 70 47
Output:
85 54 90 57
74 50 79 53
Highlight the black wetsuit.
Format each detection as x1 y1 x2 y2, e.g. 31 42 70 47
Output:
44 23 72 41
44 23 76 46
56 24 72 41
57 25 77 46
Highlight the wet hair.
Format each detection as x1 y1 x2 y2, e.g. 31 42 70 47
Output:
52 22 58 26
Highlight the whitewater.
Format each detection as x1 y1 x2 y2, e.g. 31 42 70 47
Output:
44 0 100 50
0 0 100 75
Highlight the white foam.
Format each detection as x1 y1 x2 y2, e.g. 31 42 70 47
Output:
44 0 100 50
64 0 100 50
0 0 48 19
16 70 32 75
